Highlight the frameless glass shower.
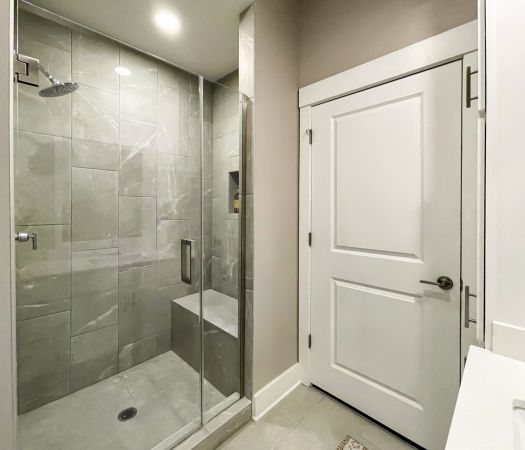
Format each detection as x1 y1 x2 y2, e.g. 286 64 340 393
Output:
13 4 244 449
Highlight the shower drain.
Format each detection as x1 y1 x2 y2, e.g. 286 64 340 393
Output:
117 407 138 422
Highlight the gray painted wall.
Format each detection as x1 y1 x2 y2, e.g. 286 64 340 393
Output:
249 0 477 393
299 0 477 87
253 0 300 391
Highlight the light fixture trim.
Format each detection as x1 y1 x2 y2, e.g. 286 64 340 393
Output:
154 10 182 34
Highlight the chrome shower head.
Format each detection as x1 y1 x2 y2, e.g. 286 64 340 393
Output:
39 82 79 98
37 63 79 98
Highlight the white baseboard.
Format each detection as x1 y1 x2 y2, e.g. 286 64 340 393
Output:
492 321 525 363
252 363 302 421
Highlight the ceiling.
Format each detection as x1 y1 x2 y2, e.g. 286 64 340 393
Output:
23 0 253 80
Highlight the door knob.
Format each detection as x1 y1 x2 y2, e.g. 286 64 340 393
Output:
15 232 38 250
420 276 453 290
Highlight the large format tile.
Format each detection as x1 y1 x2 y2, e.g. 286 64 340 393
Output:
189 77 199 120
16 39 72 138
188 178 202 239
118 266 157 347
73 83 119 145
158 84 189 156
71 325 118 392
18 352 215 450
17 311 71 414
14 131 71 225
72 30 119 93
189 117 213 180
213 131 239 160
212 198 228 257
120 48 157 126
244 289 253 399
212 155 239 199
239 6 254 99
72 138 119 171
218 411 295 450
212 220 239 298
18 10 71 52
16 225 71 321
188 117 201 179
157 220 187 288
157 152 189 220
18 375 135 450
219 385 416 450
245 98 254 194
119 121 157 196
72 167 118 251
245 194 254 289
212 78 239 141
158 63 190 91
118 335 156 371
269 385 325 427
71 248 118 335
119 196 156 270
288 395 380 449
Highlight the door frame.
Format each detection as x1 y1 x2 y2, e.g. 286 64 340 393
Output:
298 20 482 386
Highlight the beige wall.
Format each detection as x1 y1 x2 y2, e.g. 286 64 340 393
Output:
299 0 477 87
253 0 300 391
0 0 16 445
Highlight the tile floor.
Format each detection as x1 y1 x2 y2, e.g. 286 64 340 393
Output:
217 385 416 450
18 351 236 450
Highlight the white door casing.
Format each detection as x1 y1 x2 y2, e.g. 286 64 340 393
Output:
310 62 462 450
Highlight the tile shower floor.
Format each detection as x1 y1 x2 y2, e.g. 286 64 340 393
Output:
218 385 416 450
19 351 235 450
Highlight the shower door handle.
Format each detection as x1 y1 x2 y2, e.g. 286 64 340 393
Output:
464 285 477 328
181 239 194 284
15 232 38 250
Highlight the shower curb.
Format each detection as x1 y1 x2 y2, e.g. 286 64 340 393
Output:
152 398 251 450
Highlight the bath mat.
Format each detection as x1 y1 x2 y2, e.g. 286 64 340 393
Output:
337 435 368 450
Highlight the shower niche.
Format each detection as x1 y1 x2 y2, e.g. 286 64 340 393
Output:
229 171 240 214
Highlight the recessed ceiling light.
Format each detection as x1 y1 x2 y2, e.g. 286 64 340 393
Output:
115 66 131 76
154 10 181 34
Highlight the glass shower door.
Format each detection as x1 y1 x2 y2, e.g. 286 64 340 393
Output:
200 76 244 422
13 6 205 449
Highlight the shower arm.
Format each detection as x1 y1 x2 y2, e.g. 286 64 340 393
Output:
37 63 60 86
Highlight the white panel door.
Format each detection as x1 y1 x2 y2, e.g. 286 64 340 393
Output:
310 61 462 450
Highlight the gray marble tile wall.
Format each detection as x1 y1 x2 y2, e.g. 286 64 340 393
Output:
14 11 210 413
211 72 241 299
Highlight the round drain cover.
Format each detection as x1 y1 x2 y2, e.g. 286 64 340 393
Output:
117 407 138 422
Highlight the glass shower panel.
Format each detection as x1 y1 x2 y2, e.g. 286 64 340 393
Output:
14 7 204 449
202 73 243 420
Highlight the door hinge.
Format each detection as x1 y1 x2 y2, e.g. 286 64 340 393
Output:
466 66 479 109
308 334 312 349
308 232 312 247
14 52 40 87
306 129 313 145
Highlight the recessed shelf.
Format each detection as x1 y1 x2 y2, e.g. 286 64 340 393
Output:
228 171 240 214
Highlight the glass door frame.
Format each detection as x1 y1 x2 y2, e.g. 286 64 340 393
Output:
5 1 247 447
1 0 17 446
